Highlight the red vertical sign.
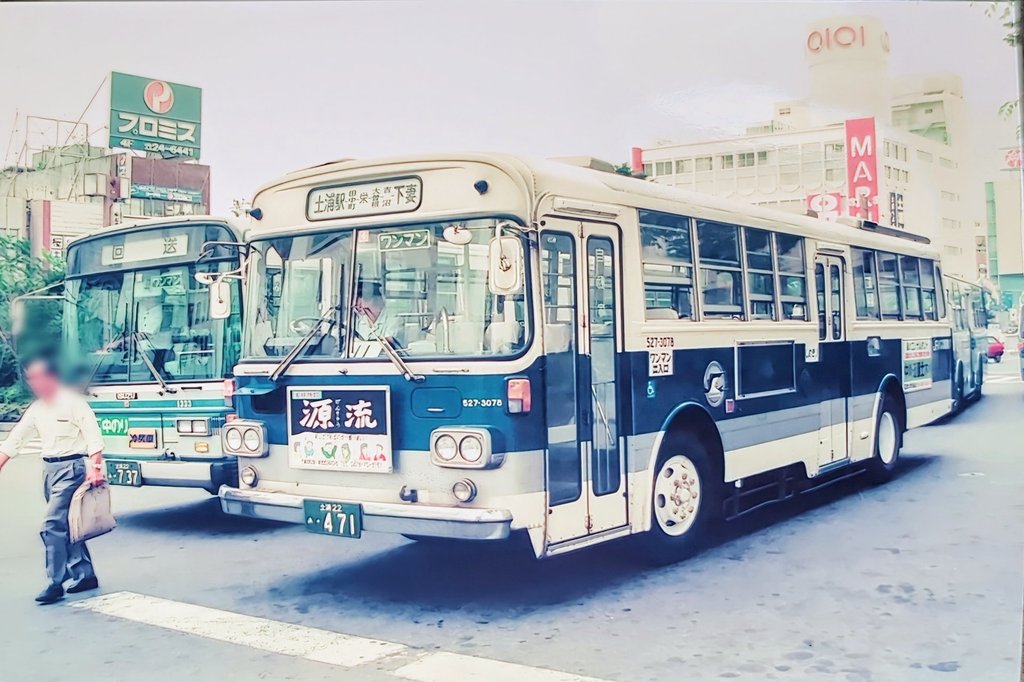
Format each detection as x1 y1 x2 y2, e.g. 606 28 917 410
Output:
845 117 879 221
631 147 644 174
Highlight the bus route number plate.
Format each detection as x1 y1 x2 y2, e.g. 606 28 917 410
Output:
303 499 363 539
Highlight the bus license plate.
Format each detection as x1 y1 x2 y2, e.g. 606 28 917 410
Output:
106 460 142 487
303 499 362 538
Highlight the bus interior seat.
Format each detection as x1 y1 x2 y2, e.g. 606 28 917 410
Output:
485 317 521 354
646 307 679 320
543 323 573 353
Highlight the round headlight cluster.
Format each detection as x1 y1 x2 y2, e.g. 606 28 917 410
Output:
435 434 458 461
432 431 490 467
224 423 263 455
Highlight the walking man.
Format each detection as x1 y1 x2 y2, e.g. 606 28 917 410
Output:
0 359 105 604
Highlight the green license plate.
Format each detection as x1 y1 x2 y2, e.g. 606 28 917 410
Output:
106 460 142 487
303 499 362 538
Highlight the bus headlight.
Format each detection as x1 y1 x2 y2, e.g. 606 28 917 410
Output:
225 427 243 451
430 428 500 469
452 479 477 503
459 435 484 463
435 434 458 462
176 418 211 436
222 420 268 457
242 428 261 453
239 466 259 487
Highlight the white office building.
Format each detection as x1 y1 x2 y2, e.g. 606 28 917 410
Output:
638 16 980 279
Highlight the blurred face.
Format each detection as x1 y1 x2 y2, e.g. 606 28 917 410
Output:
355 295 382 320
24 362 59 401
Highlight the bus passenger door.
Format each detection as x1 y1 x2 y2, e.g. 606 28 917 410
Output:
815 254 850 467
541 221 628 546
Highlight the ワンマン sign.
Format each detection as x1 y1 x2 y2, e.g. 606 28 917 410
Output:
109 72 202 160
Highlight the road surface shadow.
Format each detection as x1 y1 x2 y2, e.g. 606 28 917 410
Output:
116 497 287 536
269 453 940 611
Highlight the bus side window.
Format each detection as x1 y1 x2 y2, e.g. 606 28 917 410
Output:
697 220 744 320
744 228 776 320
640 210 695 321
852 248 880 319
877 251 902 319
900 255 923 320
920 259 938 320
775 233 808 320
815 263 826 340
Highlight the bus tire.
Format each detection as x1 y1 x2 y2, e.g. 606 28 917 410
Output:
972 357 985 400
953 363 965 410
866 394 902 484
639 438 717 565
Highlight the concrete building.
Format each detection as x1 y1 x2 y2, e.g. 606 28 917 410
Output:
983 146 1024 325
0 143 211 259
638 15 980 280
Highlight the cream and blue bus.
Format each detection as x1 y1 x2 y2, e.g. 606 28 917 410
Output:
212 153 952 561
64 217 245 493
944 275 988 409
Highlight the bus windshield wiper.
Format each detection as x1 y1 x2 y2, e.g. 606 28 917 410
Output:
355 310 424 383
269 305 341 382
131 332 177 394
83 330 129 394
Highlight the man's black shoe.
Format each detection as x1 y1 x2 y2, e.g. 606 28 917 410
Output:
34 584 64 604
66 577 99 594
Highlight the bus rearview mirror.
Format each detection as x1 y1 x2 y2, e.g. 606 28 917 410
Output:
209 281 232 320
487 237 523 295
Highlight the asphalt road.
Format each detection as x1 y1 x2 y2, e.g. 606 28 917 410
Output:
0 357 1021 682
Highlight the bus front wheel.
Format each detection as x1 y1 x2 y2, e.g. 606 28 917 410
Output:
639 439 717 565
866 394 902 484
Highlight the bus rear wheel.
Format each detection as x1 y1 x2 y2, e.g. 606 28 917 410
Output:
866 395 902 483
639 439 717 565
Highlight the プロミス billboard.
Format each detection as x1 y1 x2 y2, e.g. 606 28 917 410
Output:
109 72 202 160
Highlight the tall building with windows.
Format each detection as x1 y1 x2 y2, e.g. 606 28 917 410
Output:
983 147 1024 324
637 16 979 279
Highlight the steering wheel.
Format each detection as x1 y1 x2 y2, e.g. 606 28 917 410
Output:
289 316 346 336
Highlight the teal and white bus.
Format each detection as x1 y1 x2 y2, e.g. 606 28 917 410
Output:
212 154 953 561
64 217 245 493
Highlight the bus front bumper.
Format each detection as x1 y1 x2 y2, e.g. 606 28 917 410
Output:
109 458 237 492
219 486 513 541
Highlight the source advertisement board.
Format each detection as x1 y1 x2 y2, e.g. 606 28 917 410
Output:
109 72 202 159
287 387 393 473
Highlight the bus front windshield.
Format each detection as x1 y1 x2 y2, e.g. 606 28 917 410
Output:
245 218 528 361
65 261 242 384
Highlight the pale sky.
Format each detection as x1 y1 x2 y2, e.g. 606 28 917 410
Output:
1 1 1019 213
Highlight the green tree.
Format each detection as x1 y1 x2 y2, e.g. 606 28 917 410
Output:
0 235 64 418
986 1 1024 133
614 162 646 178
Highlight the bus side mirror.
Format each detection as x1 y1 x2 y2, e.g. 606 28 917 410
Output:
487 237 523 295
10 299 25 336
209 281 232 320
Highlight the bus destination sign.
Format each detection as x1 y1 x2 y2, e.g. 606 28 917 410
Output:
306 177 422 221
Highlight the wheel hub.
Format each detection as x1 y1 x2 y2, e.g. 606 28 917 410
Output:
654 455 701 536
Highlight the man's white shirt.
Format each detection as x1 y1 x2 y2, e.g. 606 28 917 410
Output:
0 388 104 459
